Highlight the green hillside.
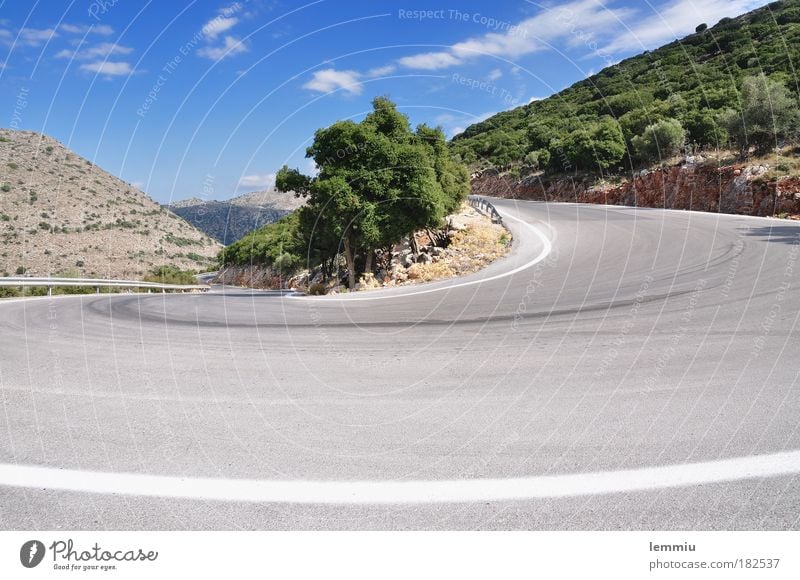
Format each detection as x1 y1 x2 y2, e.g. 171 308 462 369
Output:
450 0 800 173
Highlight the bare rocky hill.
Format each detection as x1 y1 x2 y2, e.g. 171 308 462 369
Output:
168 188 304 245
0 129 222 279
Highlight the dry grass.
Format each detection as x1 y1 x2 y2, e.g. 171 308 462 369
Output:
445 222 511 276
407 260 455 281
698 145 800 175
402 219 512 284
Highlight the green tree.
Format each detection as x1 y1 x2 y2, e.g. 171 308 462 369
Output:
277 97 468 288
631 118 686 163
723 74 799 154
415 124 470 215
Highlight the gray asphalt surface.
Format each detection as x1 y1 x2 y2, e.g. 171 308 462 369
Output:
1 198 800 530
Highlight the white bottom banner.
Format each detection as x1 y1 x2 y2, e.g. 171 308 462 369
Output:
1 531 797 579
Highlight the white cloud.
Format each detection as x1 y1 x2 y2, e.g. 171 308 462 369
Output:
60 23 114 35
396 0 633 71
80 61 133 76
303 68 363 95
238 173 276 189
397 51 462 70
18 27 57 46
366 64 396 77
195 4 247 61
603 0 768 53
56 42 133 60
487 68 502 81
203 16 238 39
196 35 247 60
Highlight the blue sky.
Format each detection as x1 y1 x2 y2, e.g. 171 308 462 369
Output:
0 0 770 203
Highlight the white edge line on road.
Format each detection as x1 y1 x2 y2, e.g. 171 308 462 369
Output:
1 450 798 504
289 209 553 301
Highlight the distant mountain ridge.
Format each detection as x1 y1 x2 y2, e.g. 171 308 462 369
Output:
0 129 221 279
167 188 304 245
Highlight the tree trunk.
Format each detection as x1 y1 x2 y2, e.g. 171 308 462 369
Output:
426 229 437 248
364 249 374 275
343 237 357 289
409 233 419 257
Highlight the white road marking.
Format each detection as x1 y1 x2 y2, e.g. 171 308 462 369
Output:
290 209 553 301
1 450 798 504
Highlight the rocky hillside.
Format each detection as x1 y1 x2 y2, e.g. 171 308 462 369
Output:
168 188 304 245
0 129 221 279
472 160 800 217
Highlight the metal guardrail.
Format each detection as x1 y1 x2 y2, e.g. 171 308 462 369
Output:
469 196 503 224
0 277 209 295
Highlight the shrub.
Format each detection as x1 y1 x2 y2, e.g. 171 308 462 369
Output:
523 149 551 170
143 265 197 285
557 117 627 171
631 118 686 163
685 110 728 147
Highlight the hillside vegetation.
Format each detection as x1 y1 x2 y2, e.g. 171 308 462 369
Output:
451 0 800 174
0 129 221 279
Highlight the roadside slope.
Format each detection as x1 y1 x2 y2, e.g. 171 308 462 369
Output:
0 129 221 278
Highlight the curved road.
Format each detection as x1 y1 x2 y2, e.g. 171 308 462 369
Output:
1 198 800 529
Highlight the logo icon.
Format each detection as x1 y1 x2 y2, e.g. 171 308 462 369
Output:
20 540 45 568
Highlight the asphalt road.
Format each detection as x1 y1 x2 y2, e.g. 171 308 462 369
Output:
2 198 800 530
